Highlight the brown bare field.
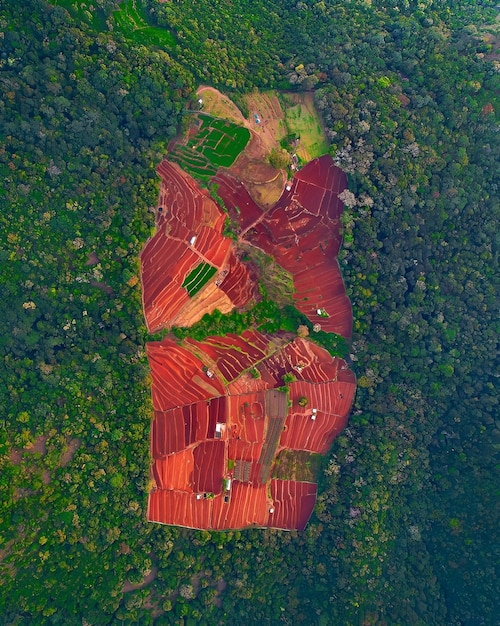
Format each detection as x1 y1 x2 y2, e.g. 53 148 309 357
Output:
245 171 286 209
172 281 234 328
229 148 285 209
243 91 287 153
196 86 248 126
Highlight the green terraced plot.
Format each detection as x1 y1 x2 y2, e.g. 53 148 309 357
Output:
113 0 175 48
171 114 250 183
182 262 218 297
192 115 250 167
170 147 217 182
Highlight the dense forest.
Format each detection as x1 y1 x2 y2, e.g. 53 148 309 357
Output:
1 0 498 624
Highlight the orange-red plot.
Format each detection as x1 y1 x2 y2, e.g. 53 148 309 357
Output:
146 334 355 531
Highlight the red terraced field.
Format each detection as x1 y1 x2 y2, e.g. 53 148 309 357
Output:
241 154 352 338
212 172 264 230
211 483 269 529
217 250 258 307
143 148 352 338
151 409 188 457
142 145 356 531
227 439 263 464
186 331 270 382
153 449 194 491
147 340 225 410
270 480 317 531
140 161 255 333
193 441 225 494
146 334 355 531
228 393 266 443
148 490 212 529
151 400 213 457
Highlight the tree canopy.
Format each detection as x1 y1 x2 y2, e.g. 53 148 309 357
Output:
0 0 498 624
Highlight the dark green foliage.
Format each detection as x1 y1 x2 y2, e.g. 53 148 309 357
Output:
112 0 176 48
1 0 497 625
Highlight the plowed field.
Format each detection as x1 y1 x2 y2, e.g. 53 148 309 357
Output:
141 90 356 531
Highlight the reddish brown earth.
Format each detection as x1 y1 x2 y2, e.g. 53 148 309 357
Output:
143 154 351 337
146 334 355 531
141 140 356 531
140 161 257 333
240 154 352 337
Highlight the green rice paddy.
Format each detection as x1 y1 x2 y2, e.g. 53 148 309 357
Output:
182 262 218 297
51 0 175 48
170 114 250 182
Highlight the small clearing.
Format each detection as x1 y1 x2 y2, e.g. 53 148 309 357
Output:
243 91 287 154
196 86 248 126
60 438 80 467
280 92 329 162
10 435 47 464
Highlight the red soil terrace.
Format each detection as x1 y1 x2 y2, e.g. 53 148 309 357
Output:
220 154 353 337
141 150 356 530
141 154 351 338
147 333 355 531
140 161 256 333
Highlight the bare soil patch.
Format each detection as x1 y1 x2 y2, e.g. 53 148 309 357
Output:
224 118 285 208
85 251 100 266
28 435 47 455
9 449 22 465
242 91 286 153
245 171 286 209
10 435 48 464
214 578 227 607
172 282 234 328
90 280 114 295
196 86 248 126
233 158 278 185
60 438 80 467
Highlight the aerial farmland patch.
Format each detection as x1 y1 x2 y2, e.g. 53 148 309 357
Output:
169 114 251 182
140 89 356 531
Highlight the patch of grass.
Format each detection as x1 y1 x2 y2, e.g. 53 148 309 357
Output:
272 450 321 482
182 262 217 297
112 0 175 48
239 244 295 306
280 94 328 161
